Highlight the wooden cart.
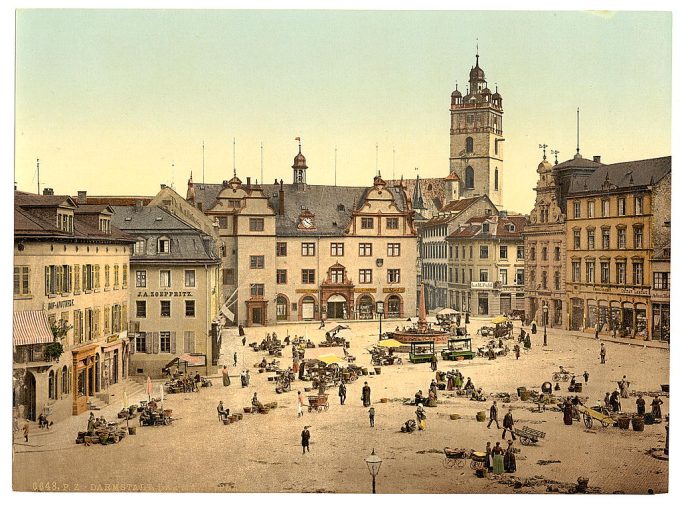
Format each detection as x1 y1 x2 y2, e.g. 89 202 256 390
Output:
307 394 329 412
578 406 614 428
409 341 435 364
513 426 545 445
441 337 475 361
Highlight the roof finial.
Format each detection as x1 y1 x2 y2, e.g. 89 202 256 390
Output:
232 138 236 178
455 81 458 91
551 149 560 165
476 38 479 66
295 136 301 154
576 107 580 155
539 144 548 161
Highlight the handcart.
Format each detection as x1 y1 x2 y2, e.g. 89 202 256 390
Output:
443 447 469 468
513 426 545 446
578 405 614 429
307 394 329 412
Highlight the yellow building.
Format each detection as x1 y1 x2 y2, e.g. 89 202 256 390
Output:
565 156 671 338
13 191 133 422
111 204 222 378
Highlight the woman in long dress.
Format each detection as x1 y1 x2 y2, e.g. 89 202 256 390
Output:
415 404 426 430
504 441 516 473
222 365 231 386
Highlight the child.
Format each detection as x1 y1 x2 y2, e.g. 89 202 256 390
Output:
368 406 375 427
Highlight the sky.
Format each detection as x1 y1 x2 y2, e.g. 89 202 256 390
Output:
12 9 673 214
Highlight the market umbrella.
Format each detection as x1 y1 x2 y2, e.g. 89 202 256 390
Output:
159 383 164 410
317 354 345 365
425 316 439 324
378 338 403 348
335 328 353 338
145 376 153 402
437 308 458 316
123 391 130 432
491 316 509 325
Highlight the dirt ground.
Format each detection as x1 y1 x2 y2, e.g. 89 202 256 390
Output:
12 318 669 494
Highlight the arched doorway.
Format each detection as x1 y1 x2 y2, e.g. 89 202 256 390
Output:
327 294 347 319
301 296 315 321
276 295 289 321
25 372 36 421
386 295 402 318
357 295 374 320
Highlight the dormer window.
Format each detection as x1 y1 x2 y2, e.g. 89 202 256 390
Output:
227 199 241 208
56 211 73 232
134 238 146 255
482 223 490 233
99 217 111 234
158 237 171 254
506 224 515 232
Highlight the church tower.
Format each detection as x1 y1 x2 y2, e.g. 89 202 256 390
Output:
449 51 504 207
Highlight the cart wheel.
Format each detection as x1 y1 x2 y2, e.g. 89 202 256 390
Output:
601 420 610 428
324 404 329 411
583 414 593 429
454 458 465 469
520 436 530 446
308 407 312 413
444 458 455 469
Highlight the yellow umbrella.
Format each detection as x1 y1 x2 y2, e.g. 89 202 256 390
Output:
317 354 345 365
491 316 508 325
378 338 403 348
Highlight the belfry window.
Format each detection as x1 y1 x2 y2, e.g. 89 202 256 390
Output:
494 168 499 191
465 137 474 153
465 166 475 188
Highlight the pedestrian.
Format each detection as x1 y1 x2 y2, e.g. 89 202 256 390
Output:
595 325 599 340
610 390 620 412
619 375 630 398
492 442 505 474
562 399 573 425
241 336 246 346
233 351 238 367
504 440 517 473
301 426 311 454
338 381 347 405
514 344 520 360
87 412 96 434
238 323 245 337
318 318 325 330
583 370 589 384
600 343 606 364
221 365 230 387
240 371 246 388
430 353 438 371
604 392 611 410
485 441 493 470
361 381 371 407
368 406 375 427
297 391 304 417
651 396 663 419
245 369 250 386
531 320 537 334
636 394 646 415
415 403 426 430
487 401 500 429
22 421 30 442
502 408 516 440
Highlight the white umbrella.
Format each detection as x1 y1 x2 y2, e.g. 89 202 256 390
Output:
438 308 458 316
145 376 153 402
159 383 164 410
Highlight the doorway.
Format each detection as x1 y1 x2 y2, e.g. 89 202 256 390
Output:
327 294 347 319
301 297 315 320
25 372 36 421
252 307 263 325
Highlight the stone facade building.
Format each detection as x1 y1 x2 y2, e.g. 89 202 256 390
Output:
564 156 671 339
186 145 418 326
523 151 603 328
446 213 527 316
111 205 222 377
419 195 497 310
14 191 133 422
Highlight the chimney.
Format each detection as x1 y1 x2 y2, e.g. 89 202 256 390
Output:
222 180 229 187
246 177 251 186
160 184 167 190
43 188 54 196
135 200 143 208
77 190 87 203
499 210 507 218
593 155 601 163
278 185 285 215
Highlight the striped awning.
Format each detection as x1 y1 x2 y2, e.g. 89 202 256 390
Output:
13 310 54 347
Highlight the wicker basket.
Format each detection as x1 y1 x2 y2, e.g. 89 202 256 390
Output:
476 411 486 422
243 407 252 413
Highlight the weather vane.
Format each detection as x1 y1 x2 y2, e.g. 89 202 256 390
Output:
538 144 548 160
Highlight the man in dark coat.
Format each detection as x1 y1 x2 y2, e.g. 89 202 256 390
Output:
487 401 500 429
430 354 438 371
238 324 245 337
636 395 646 415
338 381 347 405
600 343 606 364
502 409 516 440
361 382 371 407
504 440 517 473
301 426 311 454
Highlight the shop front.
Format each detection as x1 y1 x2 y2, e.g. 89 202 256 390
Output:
101 335 126 389
71 343 98 415
570 298 584 331
356 293 375 320
652 303 670 341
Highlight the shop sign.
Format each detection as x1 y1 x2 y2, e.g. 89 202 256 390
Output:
383 287 405 293
621 287 650 296
106 334 119 343
471 282 493 290
47 299 74 310
355 288 377 293
137 291 193 297
295 289 318 294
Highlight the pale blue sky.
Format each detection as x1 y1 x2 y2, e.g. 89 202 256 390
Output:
14 9 672 213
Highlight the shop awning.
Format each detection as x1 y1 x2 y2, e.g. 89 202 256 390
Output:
13 310 54 348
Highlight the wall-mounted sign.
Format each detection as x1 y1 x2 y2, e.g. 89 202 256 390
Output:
106 334 119 343
620 287 650 296
295 289 318 294
137 291 193 297
383 287 405 293
47 299 74 310
355 288 377 293
471 282 494 290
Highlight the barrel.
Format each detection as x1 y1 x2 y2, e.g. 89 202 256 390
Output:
476 411 486 422
374 367 382 375
520 391 530 401
128 427 137 435
517 387 527 397
632 416 645 432
574 383 583 393
617 416 630 430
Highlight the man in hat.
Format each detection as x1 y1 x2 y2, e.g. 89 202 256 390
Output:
502 408 516 440
301 426 311 454
233 351 238 367
600 343 606 364
338 381 347 405
487 401 500 429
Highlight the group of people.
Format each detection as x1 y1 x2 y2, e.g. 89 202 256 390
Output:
86 412 109 433
485 440 517 474
486 402 517 440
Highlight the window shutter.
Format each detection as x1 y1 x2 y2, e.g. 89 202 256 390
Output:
152 332 160 354
130 335 135 355
170 332 176 355
143 333 150 353
44 266 49 295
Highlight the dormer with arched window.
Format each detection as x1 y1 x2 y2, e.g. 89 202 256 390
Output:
158 236 171 254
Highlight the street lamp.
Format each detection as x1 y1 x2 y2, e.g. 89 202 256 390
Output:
376 301 384 340
365 448 383 494
543 302 548 346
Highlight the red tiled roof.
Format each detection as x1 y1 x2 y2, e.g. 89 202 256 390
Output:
13 310 54 348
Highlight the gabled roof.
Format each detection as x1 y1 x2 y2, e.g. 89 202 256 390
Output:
422 196 491 227
446 214 527 240
569 156 671 195
111 205 196 232
15 191 77 208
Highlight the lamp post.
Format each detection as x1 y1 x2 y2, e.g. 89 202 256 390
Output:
365 448 383 494
543 302 548 346
376 301 384 341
